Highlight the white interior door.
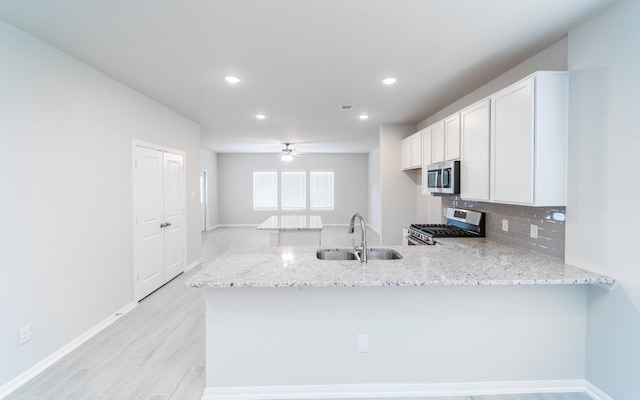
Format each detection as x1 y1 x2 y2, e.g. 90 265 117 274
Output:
134 147 165 299
134 145 186 300
163 152 185 282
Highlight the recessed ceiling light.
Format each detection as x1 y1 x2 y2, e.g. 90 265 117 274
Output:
359 114 369 120
225 75 242 84
256 114 266 120
381 77 397 85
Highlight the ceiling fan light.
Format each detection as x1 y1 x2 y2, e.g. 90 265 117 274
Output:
381 77 397 85
281 153 293 162
224 75 242 84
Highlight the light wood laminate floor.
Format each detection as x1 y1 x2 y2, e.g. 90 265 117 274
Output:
6 227 592 400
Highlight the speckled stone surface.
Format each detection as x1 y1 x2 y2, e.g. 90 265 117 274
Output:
185 238 616 289
256 215 323 230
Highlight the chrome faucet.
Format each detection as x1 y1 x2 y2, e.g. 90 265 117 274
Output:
348 212 367 263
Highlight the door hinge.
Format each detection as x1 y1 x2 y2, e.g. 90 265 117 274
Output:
136 274 140 282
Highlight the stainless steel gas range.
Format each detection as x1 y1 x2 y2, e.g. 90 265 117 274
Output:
407 208 485 245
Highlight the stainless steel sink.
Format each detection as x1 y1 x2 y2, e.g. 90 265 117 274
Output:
367 248 403 260
316 248 403 261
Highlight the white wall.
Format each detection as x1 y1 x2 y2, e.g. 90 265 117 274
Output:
200 148 219 229
416 37 568 130
379 124 417 245
0 20 201 388
367 147 381 236
566 0 640 397
217 153 368 225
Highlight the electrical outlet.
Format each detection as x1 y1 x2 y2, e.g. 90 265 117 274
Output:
357 334 368 353
502 219 509 232
530 224 539 239
19 325 31 345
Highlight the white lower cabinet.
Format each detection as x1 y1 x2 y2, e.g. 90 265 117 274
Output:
460 99 491 201
490 72 568 206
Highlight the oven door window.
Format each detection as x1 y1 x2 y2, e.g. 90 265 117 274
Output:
427 169 440 189
442 168 451 188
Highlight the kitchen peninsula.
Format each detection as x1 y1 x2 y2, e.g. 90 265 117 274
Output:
186 239 615 399
257 215 323 246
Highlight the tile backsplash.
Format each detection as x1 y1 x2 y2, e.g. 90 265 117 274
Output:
441 196 566 260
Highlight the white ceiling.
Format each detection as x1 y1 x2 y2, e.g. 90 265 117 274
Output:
0 0 617 154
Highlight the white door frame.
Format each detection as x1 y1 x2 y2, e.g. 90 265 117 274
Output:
132 140 187 301
200 170 207 232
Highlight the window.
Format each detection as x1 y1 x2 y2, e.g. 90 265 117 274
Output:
310 171 334 210
282 171 306 210
253 171 277 210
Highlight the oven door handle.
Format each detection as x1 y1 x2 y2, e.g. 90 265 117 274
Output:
407 236 428 245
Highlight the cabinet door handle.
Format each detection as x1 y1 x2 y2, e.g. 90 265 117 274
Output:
166 222 172 227
160 223 167 228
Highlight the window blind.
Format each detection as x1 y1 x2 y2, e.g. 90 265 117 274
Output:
282 171 306 210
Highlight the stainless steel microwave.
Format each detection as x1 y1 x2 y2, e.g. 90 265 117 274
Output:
426 160 460 195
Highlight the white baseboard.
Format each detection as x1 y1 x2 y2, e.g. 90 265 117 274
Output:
186 258 203 272
0 301 137 400
585 381 614 400
206 225 222 231
218 224 259 227
201 380 597 400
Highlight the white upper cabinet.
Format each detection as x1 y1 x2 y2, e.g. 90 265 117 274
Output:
429 113 460 164
444 113 461 160
431 121 445 163
401 131 422 170
421 126 432 167
490 72 568 206
411 132 422 168
421 126 432 195
460 99 491 201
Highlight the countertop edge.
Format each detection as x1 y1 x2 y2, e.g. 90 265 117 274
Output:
186 277 617 289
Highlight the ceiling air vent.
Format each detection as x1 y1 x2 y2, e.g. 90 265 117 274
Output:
339 104 353 111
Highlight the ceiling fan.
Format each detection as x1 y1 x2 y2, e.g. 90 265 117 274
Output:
280 143 302 162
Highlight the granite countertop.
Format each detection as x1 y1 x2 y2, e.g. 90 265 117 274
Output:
256 215 323 231
185 238 616 289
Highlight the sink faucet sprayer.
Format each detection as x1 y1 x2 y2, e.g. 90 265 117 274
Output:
348 213 367 263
